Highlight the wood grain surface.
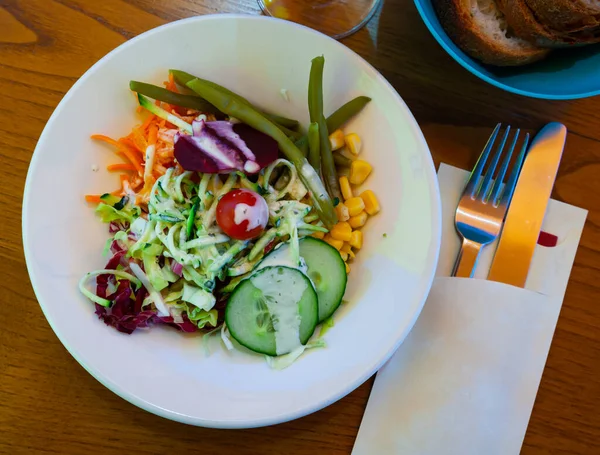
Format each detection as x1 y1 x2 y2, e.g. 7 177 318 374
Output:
1 0 599 453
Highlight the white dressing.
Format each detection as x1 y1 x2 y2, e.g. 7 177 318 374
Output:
250 267 306 355
234 199 268 232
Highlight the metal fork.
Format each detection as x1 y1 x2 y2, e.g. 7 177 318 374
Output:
452 124 529 278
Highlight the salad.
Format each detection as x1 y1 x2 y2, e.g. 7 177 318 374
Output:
79 56 381 366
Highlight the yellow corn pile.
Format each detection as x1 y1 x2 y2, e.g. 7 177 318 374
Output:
315 131 380 274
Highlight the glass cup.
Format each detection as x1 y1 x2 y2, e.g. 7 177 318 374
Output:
258 0 381 39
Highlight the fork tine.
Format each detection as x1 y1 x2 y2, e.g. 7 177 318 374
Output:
490 129 520 205
500 132 529 206
479 126 510 201
465 123 501 198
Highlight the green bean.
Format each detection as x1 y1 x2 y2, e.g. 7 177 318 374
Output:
169 69 197 87
308 56 341 200
187 78 337 228
129 81 220 114
333 153 352 167
294 96 371 155
296 137 309 156
263 113 299 130
307 122 321 171
326 96 371 132
277 122 303 140
171 69 300 130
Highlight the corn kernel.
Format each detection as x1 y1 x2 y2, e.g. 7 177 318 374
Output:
341 243 355 259
359 190 380 215
324 235 344 250
344 196 365 217
311 231 325 240
337 146 357 162
340 251 349 262
335 202 350 222
349 160 372 185
345 262 350 274
349 211 368 229
345 133 362 156
330 221 352 242
349 230 363 249
339 176 353 201
329 129 345 151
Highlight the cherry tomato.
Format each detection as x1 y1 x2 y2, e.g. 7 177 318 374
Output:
216 189 269 240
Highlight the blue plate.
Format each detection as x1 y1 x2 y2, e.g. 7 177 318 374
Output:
414 0 600 99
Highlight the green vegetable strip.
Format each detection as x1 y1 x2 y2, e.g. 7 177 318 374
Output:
136 93 193 134
326 96 371 132
186 78 337 228
235 172 261 193
208 241 248 273
202 174 238 228
198 173 212 209
171 70 301 135
297 223 328 233
308 56 341 200
186 198 200 239
78 270 142 307
249 228 278 261
307 122 321 171
130 81 220 114
181 234 230 250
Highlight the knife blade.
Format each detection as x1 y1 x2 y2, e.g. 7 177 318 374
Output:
487 122 567 288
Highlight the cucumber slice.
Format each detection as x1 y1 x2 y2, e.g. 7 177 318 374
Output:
258 237 347 323
225 266 318 356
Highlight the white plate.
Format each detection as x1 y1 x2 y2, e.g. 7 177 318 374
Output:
22 14 441 428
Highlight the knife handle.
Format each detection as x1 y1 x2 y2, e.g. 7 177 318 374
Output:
452 238 482 278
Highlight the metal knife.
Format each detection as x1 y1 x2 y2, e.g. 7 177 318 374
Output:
487 122 567 288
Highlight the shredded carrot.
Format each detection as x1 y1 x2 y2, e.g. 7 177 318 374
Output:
148 124 158 146
88 78 198 205
116 141 144 176
107 163 137 172
139 174 156 196
154 163 167 176
129 128 148 153
85 194 103 204
165 74 178 93
132 175 143 186
119 174 129 185
91 134 119 147
140 114 156 131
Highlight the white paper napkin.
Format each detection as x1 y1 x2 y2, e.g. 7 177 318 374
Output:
352 164 587 455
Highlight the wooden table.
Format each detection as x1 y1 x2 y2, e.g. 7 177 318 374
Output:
2 1 599 453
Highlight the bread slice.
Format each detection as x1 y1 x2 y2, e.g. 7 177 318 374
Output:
434 0 549 66
524 0 600 32
496 0 600 47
